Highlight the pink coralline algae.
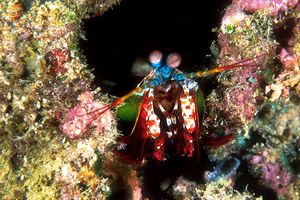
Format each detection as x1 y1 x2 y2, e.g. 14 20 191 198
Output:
233 0 299 15
264 2 300 101
60 91 113 139
278 17 300 72
206 56 267 127
280 48 298 70
249 150 294 196
220 5 249 36
204 3 275 130
225 66 263 122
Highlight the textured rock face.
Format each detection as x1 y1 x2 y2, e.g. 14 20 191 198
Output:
203 1 299 199
0 0 120 199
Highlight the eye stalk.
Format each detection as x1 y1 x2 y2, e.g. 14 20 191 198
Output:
149 50 163 68
166 52 181 68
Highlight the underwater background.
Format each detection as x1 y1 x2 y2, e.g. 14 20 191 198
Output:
0 0 299 199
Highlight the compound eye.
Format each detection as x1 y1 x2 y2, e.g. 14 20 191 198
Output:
149 50 163 67
166 52 181 68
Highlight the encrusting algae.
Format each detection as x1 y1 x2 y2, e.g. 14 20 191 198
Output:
0 0 120 199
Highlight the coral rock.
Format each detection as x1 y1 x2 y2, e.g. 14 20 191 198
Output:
233 0 299 15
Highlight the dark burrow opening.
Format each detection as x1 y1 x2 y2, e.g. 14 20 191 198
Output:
79 0 230 97
79 0 278 199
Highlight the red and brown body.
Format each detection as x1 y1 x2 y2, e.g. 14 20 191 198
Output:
117 79 203 163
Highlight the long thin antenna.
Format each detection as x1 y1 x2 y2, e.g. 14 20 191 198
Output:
187 53 267 78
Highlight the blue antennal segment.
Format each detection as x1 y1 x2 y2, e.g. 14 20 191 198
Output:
149 77 162 87
151 62 161 68
173 73 186 81
159 65 172 79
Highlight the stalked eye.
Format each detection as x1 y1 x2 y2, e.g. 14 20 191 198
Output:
166 52 181 68
149 50 163 68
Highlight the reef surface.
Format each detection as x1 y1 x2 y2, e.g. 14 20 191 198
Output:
0 0 299 199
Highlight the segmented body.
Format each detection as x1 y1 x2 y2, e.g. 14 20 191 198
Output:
138 79 200 160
